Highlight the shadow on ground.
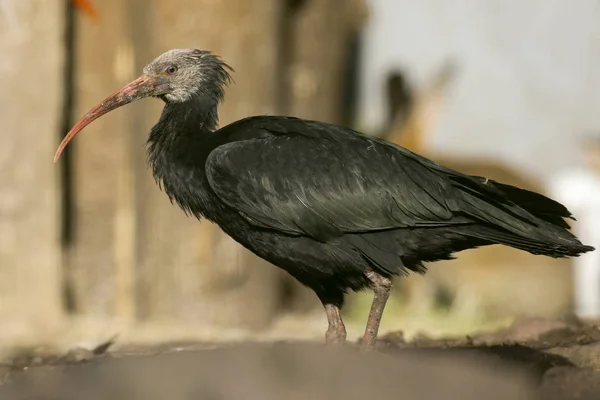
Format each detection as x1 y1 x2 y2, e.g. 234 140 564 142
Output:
1 316 600 400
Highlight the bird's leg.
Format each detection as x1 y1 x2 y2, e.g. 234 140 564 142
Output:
322 303 347 345
361 270 393 352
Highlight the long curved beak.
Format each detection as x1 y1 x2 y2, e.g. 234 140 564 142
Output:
54 74 155 163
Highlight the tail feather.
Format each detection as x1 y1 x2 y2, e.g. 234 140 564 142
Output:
485 179 573 229
435 170 594 257
454 178 594 257
461 225 593 258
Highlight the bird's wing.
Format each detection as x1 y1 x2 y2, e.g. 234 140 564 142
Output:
205 117 542 241
205 118 476 241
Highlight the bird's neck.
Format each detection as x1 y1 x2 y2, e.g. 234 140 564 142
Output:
146 95 221 219
149 95 219 141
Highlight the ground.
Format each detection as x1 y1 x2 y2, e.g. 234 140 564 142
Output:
1 316 599 400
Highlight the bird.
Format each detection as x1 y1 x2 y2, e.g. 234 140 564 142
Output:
54 49 594 351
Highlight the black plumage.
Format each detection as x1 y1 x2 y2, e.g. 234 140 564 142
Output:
55 49 594 351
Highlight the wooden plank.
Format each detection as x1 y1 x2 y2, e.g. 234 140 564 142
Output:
131 0 285 328
279 0 369 313
0 0 64 338
283 0 368 123
67 0 137 319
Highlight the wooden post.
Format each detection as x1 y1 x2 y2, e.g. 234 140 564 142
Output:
0 0 64 339
67 0 137 320
282 0 368 123
279 0 369 313
131 0 285 329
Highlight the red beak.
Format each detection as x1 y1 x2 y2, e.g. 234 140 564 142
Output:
54 75 155 163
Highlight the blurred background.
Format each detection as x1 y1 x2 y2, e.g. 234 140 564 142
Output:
2 0 600 355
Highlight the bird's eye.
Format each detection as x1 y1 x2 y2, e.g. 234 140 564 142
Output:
165 65 177 75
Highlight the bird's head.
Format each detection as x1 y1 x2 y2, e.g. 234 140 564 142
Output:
54 48 233 162
143 48 233 103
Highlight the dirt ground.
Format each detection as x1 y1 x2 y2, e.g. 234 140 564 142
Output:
1 316 599 400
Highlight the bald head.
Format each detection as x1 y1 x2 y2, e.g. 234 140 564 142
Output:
143 48 233 103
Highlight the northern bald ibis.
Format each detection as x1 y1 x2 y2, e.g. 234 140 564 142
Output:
55 49 594 350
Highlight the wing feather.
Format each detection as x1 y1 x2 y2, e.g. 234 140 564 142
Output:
202 116 584 253
205 123 463 241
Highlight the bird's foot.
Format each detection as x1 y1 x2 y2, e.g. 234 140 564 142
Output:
323 303 347 345
360 270 393 352
325 325 347 345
